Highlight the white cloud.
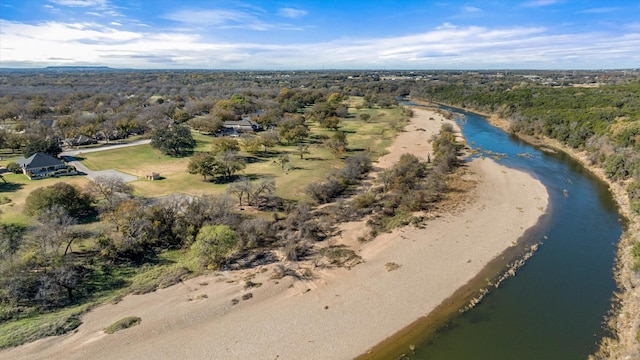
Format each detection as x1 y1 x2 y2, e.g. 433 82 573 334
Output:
463 6 481 13
164 8 302 31
437 23 457 30
49 0 108 7
0 19 638 69
165 9 252 26
522 0 560 7
278 8 308 18
580 7 619 14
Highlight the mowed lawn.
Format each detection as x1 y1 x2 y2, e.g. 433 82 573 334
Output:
0 172 90 225
77 137 345 200
9 97 408 204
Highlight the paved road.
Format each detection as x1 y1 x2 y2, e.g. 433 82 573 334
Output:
60 139 151 156
60 139 151 183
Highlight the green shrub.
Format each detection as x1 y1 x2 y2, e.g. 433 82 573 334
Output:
130 265 191 295
627 181 640 214
321 247 362 267
6 162 21 174
631 241 640 272
352 192 376 210
104 316 141 334
189 225 237 269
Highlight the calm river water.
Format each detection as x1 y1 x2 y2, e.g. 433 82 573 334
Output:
398 105 623 359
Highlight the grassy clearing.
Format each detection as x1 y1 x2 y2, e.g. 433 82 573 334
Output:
0 305 86 349
77 99 406 201
0 172 90 225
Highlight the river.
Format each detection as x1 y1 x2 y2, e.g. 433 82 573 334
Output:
393 105 623 359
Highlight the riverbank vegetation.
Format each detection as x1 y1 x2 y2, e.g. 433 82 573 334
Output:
413 75 640 358
1 69 638 354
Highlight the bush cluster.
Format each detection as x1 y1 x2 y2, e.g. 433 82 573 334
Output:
305 153 372 204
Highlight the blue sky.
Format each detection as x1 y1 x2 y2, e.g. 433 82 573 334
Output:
1 0 639 69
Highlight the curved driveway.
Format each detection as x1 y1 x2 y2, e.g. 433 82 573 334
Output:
60 139 151 183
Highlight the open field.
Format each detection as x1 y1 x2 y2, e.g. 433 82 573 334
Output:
0 172 90 225
74 98 406 199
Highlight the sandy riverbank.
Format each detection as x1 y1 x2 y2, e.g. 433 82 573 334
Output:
1 107 548 360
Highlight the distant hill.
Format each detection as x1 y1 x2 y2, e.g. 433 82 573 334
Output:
45 66 112 70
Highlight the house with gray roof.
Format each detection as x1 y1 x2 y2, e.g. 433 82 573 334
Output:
16 152 74 180
223 118 263 132
63 135 97 147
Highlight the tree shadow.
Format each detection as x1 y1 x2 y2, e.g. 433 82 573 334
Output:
62 155 86 162
212 175 246 184
346 147 366 153
234 173 272 181
245 152 287 161
226 250 279 270
0 182 24 193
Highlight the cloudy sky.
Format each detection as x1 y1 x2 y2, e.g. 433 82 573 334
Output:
1 0 639 69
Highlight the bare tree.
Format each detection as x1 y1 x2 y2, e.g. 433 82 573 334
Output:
87 175 133 211
248 179 275 206
34 205 77 255
295 142 310 159
227 177 253 206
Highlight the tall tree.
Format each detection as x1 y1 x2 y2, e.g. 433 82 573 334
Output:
187 152 217 181
34 205 77 255
150 124 196 156
23 138 62 157
210 137 240 155
325 131 348 157
278 115 309 145
0 223 25 261
213 150 246 181
25 183 94 218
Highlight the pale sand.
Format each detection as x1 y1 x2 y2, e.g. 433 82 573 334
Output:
1 107 548 360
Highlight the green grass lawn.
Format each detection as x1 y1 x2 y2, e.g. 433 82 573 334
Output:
1 97 406 221
0 172 90 225
71 99 405 200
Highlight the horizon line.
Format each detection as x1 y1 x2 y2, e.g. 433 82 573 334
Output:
0 66 638 72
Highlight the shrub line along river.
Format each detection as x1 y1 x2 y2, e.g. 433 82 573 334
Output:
383 103 623 360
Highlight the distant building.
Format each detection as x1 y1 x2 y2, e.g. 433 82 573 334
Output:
222 118 264 132
63 135 97 147
16 152 74 180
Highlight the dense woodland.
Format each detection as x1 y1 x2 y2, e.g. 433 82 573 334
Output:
415 77 640 211
0 68 639 348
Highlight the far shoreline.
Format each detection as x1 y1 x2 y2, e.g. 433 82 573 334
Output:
422 98 638 359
